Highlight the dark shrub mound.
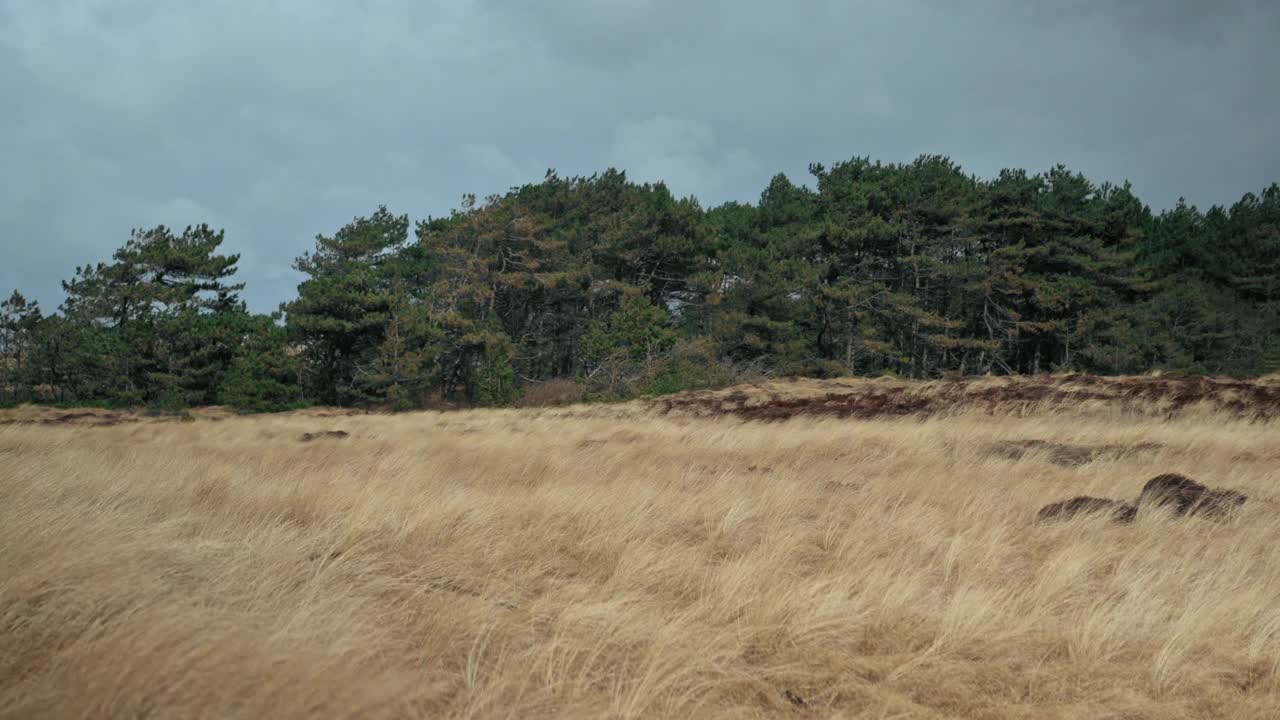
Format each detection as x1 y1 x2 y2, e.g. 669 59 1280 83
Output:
1133 472 1250 518
299 430 350 442
1039 473 1249 525
1036 496 1137 523
1193 488 1249 517
991 439 1166 467
992 440 1094 466
0 410 126 427
1136 473 1210 515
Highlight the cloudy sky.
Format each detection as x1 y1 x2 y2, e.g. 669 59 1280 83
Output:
3 0 1278 312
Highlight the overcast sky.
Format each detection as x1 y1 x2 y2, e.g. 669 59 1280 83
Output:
3 0 1278 312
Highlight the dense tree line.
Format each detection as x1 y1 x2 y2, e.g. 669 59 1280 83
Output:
3 156 1278 411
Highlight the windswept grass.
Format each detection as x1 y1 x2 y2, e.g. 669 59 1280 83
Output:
3 377 1280 718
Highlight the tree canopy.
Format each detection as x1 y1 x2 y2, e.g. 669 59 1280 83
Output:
4 156 1277 410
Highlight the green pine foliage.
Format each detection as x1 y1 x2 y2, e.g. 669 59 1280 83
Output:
3 157 1277 410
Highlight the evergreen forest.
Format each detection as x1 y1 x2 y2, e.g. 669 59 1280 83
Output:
3 156 1278 411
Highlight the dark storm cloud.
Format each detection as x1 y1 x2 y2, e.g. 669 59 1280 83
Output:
3 0 1277 312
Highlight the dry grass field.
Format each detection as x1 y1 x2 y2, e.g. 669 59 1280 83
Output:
3 374 1280 719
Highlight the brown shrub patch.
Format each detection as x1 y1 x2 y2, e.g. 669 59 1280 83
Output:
1040 472 1250 525
657 374 1280 422
516 379 588 408
1036 496 1137 523
989 439 1165 467
299 430 350 442
1136 473 1249 518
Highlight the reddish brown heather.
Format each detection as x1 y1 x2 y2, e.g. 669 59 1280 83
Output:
658 373 1280 422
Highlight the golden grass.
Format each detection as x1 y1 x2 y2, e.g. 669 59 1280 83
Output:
3 381 1280 718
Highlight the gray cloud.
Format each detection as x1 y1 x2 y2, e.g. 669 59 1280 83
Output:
606 115 763 202
479 0 722 66
3 0 1277 312
1010 0 1278 44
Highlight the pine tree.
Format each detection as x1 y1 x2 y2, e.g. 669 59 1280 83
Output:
283 206 423 405
0 291 43 404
